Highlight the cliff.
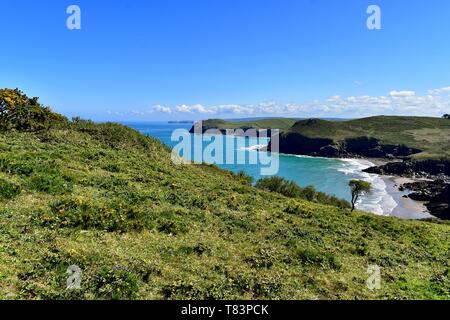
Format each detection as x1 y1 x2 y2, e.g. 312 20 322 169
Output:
268 134 421 158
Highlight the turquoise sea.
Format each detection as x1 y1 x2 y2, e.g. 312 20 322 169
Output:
127 122 397 216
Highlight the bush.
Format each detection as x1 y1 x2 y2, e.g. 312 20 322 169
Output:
0 88 67 132
234 170 254 185
37 198 146 232
0 157 34 176
92 267 140 300
0 178 21 200
154 209 190 235
255 176 350 209
71 120 153 150
296 248 341 270
28 170 73 194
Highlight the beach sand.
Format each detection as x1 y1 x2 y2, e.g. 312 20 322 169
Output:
383 176 434 220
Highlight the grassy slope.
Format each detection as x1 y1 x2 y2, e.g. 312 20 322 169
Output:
0 122 449 300
287 116 450 159
199 118 298 131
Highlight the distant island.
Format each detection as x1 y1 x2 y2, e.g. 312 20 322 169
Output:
168 120 194 124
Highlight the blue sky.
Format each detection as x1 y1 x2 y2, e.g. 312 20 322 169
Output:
1 0 449 120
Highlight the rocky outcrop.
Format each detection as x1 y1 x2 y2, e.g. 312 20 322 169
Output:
363 160 450 178
365 159 450 220
269 133 334 155
267 133 421 159
401 180 450 220
344 137 421 159
189 124 274 137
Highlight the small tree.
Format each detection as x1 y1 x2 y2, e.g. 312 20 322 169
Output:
348 180 372 212
443 114 450 119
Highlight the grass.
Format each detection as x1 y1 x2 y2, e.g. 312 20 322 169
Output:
196 118 298 131
0 121 449 300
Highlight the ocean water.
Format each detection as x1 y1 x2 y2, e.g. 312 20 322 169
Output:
127 122 396 216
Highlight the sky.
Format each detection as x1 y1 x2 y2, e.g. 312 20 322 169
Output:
0 0 449 121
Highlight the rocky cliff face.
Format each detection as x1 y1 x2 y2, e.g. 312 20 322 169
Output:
267 133 421 159
189 125 274 137
364 159 450 177
401 180 450 220
270 133 334 155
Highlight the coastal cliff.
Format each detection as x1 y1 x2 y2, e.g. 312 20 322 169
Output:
267 134 421 159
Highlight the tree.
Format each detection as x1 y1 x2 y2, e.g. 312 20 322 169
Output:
348 180 372 212
443 114 450 119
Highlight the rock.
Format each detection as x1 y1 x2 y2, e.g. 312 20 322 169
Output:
364 160 450 178
399 180 450 220
318 145 340 157
268 133 334 155
424 202 450 220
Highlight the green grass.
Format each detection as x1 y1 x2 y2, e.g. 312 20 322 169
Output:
197 118 298 131
0 122 449 300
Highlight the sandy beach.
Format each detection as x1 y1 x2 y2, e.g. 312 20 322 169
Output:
383 176 434 220
343 158 435 220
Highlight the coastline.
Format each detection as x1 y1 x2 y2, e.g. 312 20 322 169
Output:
383 176 434 220
338 158 433 220
159 131 437 220
256 145 435 220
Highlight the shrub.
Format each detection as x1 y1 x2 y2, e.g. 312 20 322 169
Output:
0 88 67 132
38 198 146 232
245 248 277 269
154 209 190 235
92 267 139 300
234 170 254 185
71 120 153 150
0 178 21 200
28 171 73 194
256 176 350 209
0 157 34 176
296 248 341 270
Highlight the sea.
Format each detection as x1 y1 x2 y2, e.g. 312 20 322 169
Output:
126 122 397 216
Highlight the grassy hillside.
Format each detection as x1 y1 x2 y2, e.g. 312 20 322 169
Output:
195 118 298 131
287 116 450 159
1 121 450 300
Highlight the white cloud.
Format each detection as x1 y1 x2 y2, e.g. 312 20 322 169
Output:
389 90 416 98
111 85 450 119
153 105 172 114
175 104 214 114
327 95 341 102
428 86 450 95
211 104 255 114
